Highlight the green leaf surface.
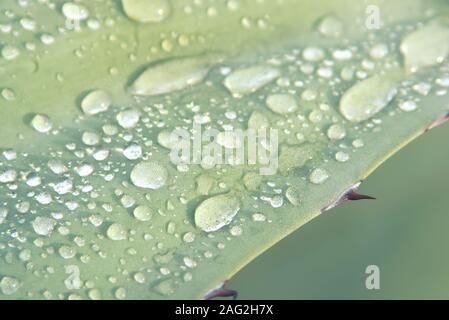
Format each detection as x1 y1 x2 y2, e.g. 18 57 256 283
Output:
0 0 448 299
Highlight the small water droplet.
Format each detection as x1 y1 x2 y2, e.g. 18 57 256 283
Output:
1 45 20 60
0 276 21 295
114 287 127 299
1 88 15 101
399 100 417 112
327 124 346 140
335 151 350 162
285 186 301 206
309 168 329 185
302 46 325 62
107 223 127 240
252 212 266 222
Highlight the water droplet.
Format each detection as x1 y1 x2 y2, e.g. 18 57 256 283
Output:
1 45 20 60
129 54 221 96
81 90 111 115
107 223 127 240
82 131 100 146
327 124 346 140
230 225 243 236
252 212 266 222
88 289 102 300
369 44 389 60
0 276 21 295
182 232 195 243
1 88 15 101
20 17 36 31
114 287 127 299
30 114 53 133
75 163 94 177
352 139 364 148
59 246 76 259
309 168 329 184
285 186 301 206
130 161 168 189
224 65 280 97
335 151 350 162
339 70 401 122
123 144 142 160
248 110 269 129
0 169 16 183
62 2 89 21
122 0 170 23
134 272 146 284
116 109 140 128
194 193 240 232
183 256 197 268
154 279 175 296
302 47 325 62
399 100 417 112
133 205 153 221
48 159 68 175
317 15 343 38
400 21 449 72
265 93 298 114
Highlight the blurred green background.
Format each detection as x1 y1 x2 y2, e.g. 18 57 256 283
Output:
230 122 449 299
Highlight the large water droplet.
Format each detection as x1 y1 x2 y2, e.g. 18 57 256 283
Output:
224 65 280 97
32 217 56 236
129 54 221 96
400 21 449 72
116 109 140 128
265 93 298 114
62 2 89 21
30 114 53 133
122 0 170 23
133 205 153 221
130 161 168 189
194 193 240 232
81 90 111 115
317 15 343 38
339 69 401 122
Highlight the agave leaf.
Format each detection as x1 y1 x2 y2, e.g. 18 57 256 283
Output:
0 0 448 299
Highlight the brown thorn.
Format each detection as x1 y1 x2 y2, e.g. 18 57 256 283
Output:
346 190 376 201
322 181 375 212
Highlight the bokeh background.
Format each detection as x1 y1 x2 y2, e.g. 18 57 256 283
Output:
229 122 449 299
